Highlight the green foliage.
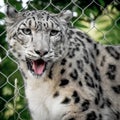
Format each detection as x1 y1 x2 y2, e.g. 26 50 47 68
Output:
0 0 120 120
75 5 120 45
4 0 23 10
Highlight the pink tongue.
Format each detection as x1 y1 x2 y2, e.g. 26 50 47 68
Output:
32 60 45 75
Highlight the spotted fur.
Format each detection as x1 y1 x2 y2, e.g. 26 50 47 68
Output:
6 6 120 120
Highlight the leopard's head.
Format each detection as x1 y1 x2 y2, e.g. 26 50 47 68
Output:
5 6 72 76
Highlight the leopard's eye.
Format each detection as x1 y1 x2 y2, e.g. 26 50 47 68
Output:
21 28 32 35
50 30 59 36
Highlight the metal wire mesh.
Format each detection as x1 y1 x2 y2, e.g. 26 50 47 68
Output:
0 0 120 120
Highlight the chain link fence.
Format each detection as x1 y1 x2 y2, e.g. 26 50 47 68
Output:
0 0 120 120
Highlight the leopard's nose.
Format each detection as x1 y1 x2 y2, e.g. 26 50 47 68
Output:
35 50 48 57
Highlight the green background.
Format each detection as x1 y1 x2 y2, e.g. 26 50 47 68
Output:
0 0 120 120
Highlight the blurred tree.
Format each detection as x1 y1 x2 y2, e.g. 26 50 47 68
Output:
0 0 120 120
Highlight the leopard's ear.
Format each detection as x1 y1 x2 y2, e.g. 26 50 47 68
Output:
5 5 18 25
5 5 18 18
58 10 73 23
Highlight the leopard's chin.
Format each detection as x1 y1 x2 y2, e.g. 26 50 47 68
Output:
26 58 47 76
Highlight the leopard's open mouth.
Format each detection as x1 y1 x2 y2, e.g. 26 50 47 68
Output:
26 58 46 76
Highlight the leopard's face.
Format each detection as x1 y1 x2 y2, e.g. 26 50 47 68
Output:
6 7 72 76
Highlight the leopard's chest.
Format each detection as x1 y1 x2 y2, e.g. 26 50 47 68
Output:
24 77 65 120
25 85 49 120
